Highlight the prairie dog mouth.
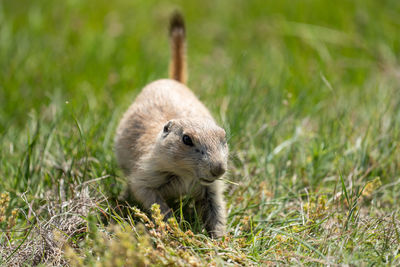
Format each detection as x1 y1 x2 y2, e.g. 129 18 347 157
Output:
199 178 215 185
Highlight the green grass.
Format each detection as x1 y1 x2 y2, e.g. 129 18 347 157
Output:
1 0 400 265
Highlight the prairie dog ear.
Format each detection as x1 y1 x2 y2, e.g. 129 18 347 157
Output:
162 120 175 136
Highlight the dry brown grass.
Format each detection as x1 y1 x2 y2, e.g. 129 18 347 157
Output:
1 188 99 266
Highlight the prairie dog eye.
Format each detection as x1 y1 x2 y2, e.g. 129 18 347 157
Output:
182 134 194 146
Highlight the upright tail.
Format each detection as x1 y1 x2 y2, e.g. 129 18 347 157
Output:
169 11 187 84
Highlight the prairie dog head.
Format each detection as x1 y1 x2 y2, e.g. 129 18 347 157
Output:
154 118 228 185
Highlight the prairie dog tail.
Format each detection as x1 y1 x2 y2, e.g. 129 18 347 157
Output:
169 12 187 84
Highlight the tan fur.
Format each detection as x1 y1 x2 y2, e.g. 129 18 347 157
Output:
169 12 187 84
114 13 228 238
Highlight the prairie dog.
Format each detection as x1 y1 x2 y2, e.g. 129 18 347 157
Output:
114 12 228 238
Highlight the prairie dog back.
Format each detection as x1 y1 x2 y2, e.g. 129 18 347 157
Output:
114 12 228 238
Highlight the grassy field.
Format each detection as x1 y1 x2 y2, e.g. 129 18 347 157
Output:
1 0 400 265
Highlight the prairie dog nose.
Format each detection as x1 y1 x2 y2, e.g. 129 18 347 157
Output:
210 163 226 178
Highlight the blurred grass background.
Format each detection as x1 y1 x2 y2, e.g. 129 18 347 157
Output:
1 0 400 265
